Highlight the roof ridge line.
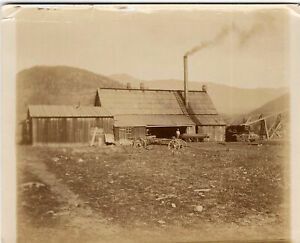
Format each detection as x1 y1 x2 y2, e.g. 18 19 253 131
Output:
98 87 206 92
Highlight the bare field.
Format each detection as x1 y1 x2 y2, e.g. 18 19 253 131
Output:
17 142 290 243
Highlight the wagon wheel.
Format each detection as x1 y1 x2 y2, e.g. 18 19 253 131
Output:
168 139 181 150
133 138 143 148
141 138 148 148
133 138 147 148
178 139 187 148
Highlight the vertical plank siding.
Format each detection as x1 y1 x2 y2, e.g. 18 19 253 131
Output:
31 117 114 144
113 126 146 142
197 125 225 142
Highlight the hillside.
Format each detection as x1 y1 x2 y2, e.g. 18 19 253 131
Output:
109 73 142 87
109 74 288 116
17 66 123 140
231 93 290 129
247 93 290 116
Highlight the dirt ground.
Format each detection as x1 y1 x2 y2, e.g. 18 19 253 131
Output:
17 142 290 243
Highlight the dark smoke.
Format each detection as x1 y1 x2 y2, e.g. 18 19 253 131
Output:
185 18 271 57
185 26 231 57
231 22 265 47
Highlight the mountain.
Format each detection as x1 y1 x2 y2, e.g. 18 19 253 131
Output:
109 74 288 116
109 73 142 87
247 93 290 116
17 66 123 140
231 93 290 127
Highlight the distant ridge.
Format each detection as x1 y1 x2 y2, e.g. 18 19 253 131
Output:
247 93 290 116
230 93 290 125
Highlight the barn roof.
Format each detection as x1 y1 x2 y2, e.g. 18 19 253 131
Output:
193 114 226 125
96 88 218 115
28 105 112 118
114 114 195 127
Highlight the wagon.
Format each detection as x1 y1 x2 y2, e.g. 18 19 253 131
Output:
132 135 187 151
180 133 209 142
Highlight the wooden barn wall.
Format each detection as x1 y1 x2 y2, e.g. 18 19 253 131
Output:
197 126 225 142
114 127 146 141
31 117 113 144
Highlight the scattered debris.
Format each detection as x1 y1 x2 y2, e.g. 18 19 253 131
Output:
158 220 166 224
156 194 177 201
194 205 203 212
52 157 60 162
194 189 211 192
45 210 55 215
21 181 45 189
53 211 71 216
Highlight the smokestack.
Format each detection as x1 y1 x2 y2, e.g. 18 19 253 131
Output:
183 55 189 108
126 82 132 89
202 85 207 92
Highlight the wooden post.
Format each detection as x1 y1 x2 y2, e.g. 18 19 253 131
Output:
90 127 98 146
268 114 282 139
264 119 269 140
270 123 282 139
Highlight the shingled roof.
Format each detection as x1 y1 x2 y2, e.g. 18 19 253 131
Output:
96 88 225 126
97 88 218 114
28 105 112 118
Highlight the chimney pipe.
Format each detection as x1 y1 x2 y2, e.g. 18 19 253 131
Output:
140 82 145 90
202 85 207 92
183 55 189 108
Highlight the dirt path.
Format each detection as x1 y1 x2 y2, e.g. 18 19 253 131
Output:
17 146 290 243
22 159 123 243
20 158 182 243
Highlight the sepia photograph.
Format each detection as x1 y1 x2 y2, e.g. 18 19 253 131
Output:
1 3 300 243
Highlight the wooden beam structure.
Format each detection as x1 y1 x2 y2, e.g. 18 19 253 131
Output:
242 110 288 126
241 111 286 141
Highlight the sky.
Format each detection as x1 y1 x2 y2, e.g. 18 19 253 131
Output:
13 5 290 88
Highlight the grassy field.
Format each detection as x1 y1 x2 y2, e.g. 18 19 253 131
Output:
17 142 290 242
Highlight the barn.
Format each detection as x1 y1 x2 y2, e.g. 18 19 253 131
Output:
27 105 114 145
95 87 226 142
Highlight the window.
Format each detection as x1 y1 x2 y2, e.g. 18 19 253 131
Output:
125 127 132 138
118 127 133 140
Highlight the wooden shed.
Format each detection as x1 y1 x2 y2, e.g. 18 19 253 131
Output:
95 88 226 142
27 105 113 145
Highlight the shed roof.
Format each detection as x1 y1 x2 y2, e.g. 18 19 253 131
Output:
193 114 226 126
96 88 218 115
28 105 112 118
114 114 195 127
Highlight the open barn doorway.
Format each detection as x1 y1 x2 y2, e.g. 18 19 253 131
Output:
147 126 187 138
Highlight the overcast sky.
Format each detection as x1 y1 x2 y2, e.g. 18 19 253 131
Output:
14 5 290 88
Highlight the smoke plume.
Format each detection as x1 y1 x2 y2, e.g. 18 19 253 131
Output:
231 22 265 47
185 26 231 57
184 17 272 57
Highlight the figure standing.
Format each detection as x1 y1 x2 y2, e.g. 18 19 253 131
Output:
176 128 180 139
